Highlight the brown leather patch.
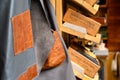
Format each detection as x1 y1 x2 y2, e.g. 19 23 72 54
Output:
42 31 66 70
12 10 33 55
18 64 37 80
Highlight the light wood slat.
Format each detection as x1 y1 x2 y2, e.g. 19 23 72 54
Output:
72 0 99 15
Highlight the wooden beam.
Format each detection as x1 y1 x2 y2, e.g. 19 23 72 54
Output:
84 0 97 6
55 0 63 30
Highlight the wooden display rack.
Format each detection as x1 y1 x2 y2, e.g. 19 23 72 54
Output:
54 0 101 44
50 0 99 80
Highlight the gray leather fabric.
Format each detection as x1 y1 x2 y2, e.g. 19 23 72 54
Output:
0 0 76 80
0 0 36 80
30 0 54 73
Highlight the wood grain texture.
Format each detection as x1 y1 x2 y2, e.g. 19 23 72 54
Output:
85 34 101 44
18 64 37 80
107 0 120 51
63 8 101 36
72 0 99 15
104 52 120 80
12 10 33 55
107 0 120 7
90 17 106 25
61 25 85 38
68 47 100 78
61 25 101 43
84 0 97 6
55 0 63 29
42 31 66 70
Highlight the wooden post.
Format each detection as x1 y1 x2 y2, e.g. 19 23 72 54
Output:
55 0 63 30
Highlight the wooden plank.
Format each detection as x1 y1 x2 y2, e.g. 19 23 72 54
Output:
72 0 99 15
84 0 97 6
61 26 85 38
85 34 101 43
104 52 119 80
90 17 106 25
73 69 84 79
55 0 63 30
68 47 100 78
83 73 99 80
61 25 101 43
63 22 87 34
71 61 84 79
63 8 101 36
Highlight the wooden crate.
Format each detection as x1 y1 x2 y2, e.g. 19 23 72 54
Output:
68 47 100 78
63 8 101 36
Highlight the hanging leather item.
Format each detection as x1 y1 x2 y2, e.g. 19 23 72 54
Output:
42 31 66 70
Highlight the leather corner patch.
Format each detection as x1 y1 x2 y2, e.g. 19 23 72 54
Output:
18 64 37 80
42 31 66 70
12 10 33 55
